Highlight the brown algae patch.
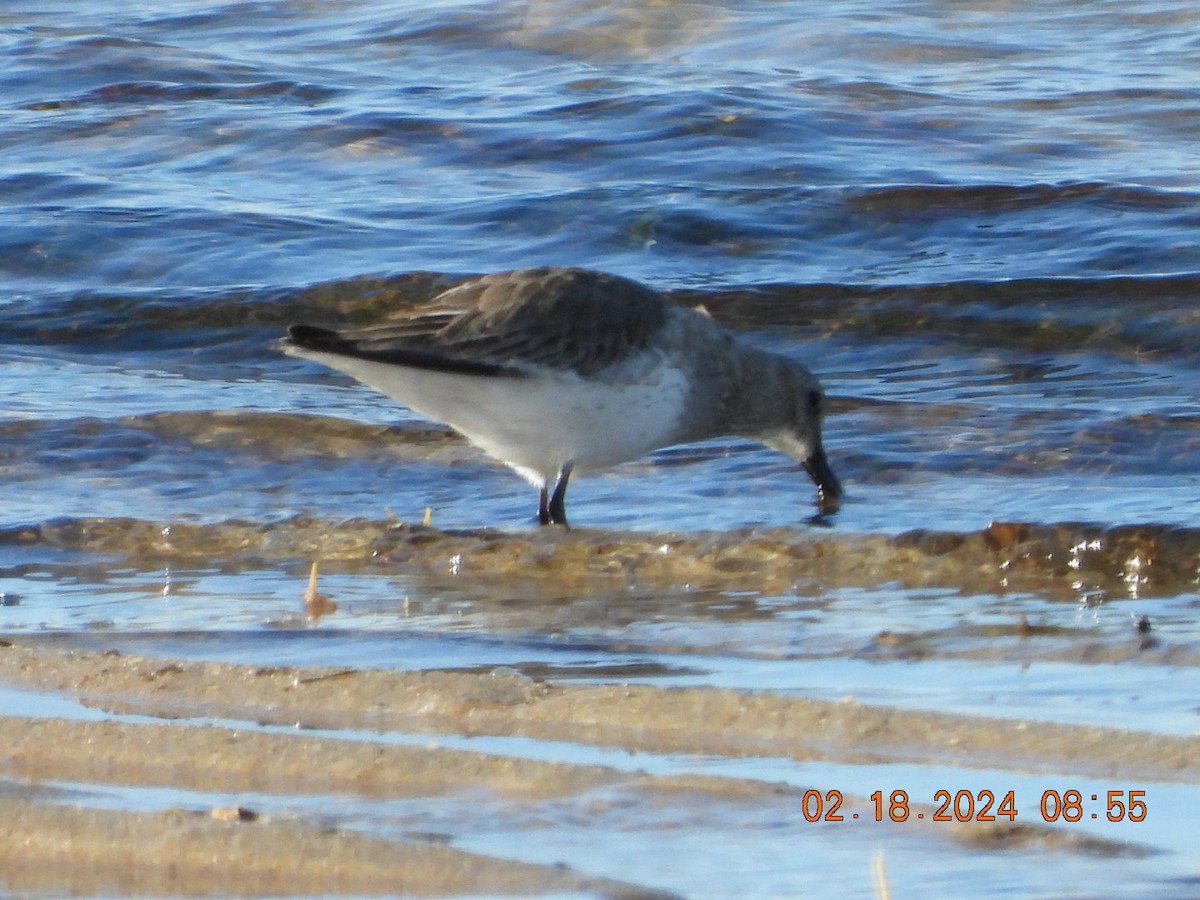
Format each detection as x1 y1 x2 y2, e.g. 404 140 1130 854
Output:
6 515 1200 599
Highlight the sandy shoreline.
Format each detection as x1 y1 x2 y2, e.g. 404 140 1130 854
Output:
0 639 1187 896
3 798 651 898
3 640 1197 780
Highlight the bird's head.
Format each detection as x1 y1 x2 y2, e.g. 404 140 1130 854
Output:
759 366 843 513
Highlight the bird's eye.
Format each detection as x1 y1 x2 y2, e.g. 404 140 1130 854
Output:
806 389 823 414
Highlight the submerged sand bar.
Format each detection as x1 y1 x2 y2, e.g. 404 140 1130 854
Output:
0 639 1192 896
2 642 1197 781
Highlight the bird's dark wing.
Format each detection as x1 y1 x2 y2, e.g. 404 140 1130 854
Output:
287 267 670 377
285 324 513 376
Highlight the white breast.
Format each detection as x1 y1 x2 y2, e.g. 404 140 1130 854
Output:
292 349 691 486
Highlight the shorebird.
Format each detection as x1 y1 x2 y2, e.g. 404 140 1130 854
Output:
282 266 841 526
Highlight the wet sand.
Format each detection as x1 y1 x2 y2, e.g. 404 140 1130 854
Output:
1 639 1185 897
3 798 651 898
3 641 1197 780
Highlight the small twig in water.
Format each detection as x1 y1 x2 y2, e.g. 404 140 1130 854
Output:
871 850 892 900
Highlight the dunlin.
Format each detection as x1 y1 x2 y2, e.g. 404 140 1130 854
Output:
283 267 841 526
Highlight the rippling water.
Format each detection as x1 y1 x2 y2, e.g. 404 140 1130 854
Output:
2 2 1199 898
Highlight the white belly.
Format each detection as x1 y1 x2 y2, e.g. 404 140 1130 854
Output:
291 349 691 485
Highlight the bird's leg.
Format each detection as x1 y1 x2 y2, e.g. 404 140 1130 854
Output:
537 464 573 528
548 463 572 527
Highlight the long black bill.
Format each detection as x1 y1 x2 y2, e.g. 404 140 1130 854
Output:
803 446 843 511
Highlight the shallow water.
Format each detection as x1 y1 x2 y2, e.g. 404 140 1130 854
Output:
2 1 1199 897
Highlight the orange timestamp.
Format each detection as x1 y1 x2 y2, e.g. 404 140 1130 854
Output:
793 789 1147 823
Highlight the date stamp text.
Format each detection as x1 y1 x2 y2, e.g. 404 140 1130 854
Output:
795 789 1147 823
